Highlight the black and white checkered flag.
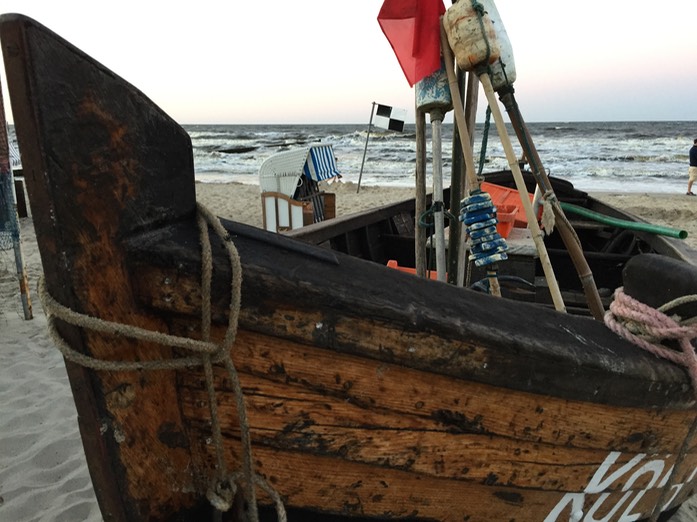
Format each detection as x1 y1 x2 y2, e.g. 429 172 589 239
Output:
373 104 406 132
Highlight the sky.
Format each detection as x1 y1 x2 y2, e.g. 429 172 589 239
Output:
0 0 696 124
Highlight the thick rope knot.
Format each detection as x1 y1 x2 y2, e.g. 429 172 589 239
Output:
604 287 697 392
207 478 237 512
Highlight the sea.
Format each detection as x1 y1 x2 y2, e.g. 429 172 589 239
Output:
186 120 696 194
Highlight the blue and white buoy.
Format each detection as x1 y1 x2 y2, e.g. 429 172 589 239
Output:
461 189 508 295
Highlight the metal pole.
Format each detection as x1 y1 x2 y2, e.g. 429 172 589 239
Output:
357 102 376 194
430 111 447 282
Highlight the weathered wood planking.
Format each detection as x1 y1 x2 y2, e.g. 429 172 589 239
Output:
5 11 697 521
128 223 694 410
0 13 207 520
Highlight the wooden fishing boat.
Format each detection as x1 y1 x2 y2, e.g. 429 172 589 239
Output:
5 13 697 522
288 171 696 316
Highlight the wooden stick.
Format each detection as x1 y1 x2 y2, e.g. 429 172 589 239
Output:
439 22 479 190
441 21 504 296
357 102 376 194
456 71 479 288
478 72 566 313
415 107 427 278
446 68 466 285
498 90 604 320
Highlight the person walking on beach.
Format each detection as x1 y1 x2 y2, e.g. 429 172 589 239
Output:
688 138 697 195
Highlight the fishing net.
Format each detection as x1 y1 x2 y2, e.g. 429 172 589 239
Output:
0 172 19 251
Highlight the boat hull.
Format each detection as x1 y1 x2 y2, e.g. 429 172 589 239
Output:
3 13 696 521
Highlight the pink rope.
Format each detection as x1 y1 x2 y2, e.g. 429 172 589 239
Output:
604 287 697 392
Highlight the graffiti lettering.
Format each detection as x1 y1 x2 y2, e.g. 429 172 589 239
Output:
544 451 696 522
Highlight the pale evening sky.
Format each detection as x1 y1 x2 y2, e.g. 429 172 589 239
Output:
0 0 695 124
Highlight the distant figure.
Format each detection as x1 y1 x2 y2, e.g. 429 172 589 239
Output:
688 138 697 195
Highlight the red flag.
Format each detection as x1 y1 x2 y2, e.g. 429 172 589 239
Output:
378 0 446 87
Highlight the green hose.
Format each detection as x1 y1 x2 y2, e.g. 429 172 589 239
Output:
560 201 687 240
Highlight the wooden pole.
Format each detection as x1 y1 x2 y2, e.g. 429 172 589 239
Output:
440 22 502 296
415 107 427 278
456 71 480 287
447 68 477 285
439 24 479 190
498 90 605 320
478 71 566 313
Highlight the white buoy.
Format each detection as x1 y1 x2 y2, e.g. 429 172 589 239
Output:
443 0 500 72
481 0 517 90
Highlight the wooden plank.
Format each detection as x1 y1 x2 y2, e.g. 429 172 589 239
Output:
127 241 694 409
173 328 697 519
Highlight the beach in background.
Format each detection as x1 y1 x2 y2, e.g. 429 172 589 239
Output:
9 121 683 193
3 180 697 521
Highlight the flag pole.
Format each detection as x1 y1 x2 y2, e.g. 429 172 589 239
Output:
357 102 376 194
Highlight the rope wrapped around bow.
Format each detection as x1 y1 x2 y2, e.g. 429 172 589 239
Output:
604 287 697 389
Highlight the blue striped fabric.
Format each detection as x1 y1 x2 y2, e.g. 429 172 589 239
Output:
9 141 21 167
303 145 341 182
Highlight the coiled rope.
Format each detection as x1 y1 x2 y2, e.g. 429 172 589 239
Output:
604 287 697 385
605 287 697 521
39 202 286 521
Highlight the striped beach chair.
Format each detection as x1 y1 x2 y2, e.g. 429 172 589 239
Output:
259 144 339 232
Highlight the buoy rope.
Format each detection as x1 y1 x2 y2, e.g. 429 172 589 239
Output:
39 202 286 521
470 0 491 66
604 287 697 388
418 205 457 279
418 203 457 229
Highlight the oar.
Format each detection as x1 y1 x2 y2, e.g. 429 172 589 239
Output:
477 71 566 312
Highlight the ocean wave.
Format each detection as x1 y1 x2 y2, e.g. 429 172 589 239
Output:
179 121 697 193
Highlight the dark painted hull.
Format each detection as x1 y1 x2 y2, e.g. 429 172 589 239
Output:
3 13 697 522
289 171 697 315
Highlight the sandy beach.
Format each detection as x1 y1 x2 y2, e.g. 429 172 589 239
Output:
3 181 697 521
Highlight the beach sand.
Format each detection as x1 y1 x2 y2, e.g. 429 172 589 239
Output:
2 181 697 521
